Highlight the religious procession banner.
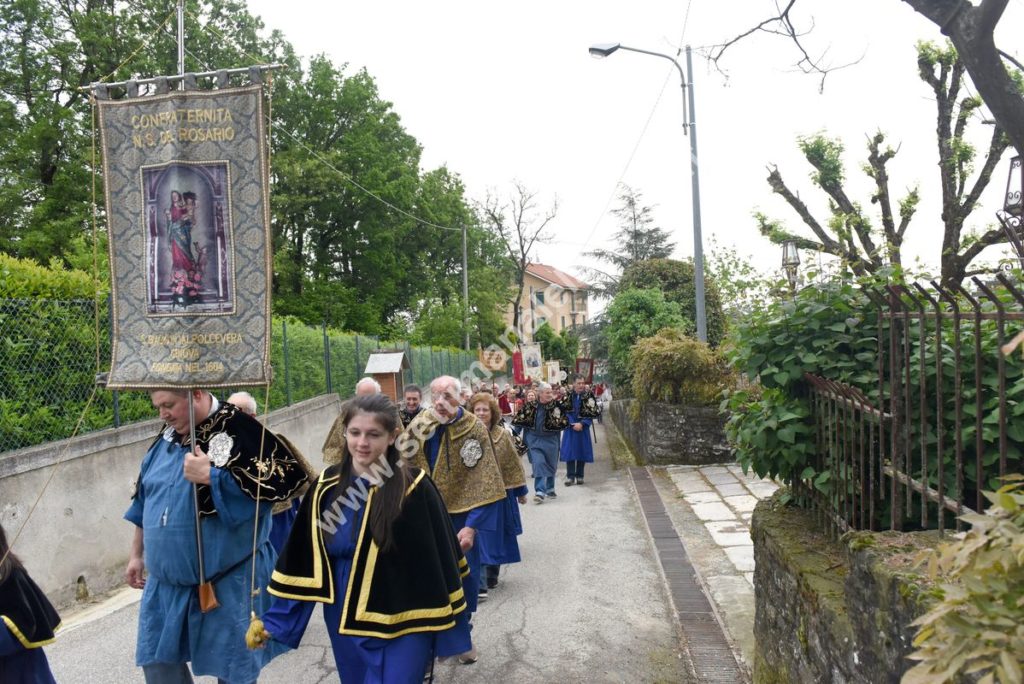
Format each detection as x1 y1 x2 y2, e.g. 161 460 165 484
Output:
98 85 272 389
521 343 543 382
478 346 507 373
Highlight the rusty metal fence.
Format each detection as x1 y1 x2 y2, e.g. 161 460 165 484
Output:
795 274 1024 537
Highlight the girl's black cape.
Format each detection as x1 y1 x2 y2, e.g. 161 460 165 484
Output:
268 466 469 639
0 565 61 648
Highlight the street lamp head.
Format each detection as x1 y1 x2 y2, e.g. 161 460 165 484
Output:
1003 156 1022 218
589 43 621 59
996 156 1024 269
782 240 800 291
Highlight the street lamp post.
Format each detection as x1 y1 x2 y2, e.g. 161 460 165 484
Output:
589 42 707 343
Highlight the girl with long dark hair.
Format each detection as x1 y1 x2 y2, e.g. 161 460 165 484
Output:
0 523 61 684
250 394 471 682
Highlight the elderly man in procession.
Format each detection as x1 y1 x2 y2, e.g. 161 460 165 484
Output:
398 375 507 663
512 381 569 503
125 388 308 683
321 377 383 466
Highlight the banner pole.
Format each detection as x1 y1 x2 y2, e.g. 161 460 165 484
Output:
189 391 218 611
176 0 184 80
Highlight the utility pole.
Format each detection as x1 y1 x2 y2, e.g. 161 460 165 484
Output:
686 45 707 343
462 223 470 352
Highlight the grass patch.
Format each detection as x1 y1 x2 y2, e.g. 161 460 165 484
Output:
603 420 640 470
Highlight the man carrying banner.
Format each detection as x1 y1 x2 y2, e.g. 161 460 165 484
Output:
125 389 307 684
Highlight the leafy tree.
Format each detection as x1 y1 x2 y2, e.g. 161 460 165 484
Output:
533 322 579 369
706 237 777 324
583 183 675 298
619 258 727 347
603 288 690 392
0 0 295 264
270 57 423 333
479 181 557 334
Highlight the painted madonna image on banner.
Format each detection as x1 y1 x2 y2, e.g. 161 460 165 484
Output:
142 161 235 315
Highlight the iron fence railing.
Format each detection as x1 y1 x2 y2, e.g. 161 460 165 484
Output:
796 274 1024 537
0 297 483 454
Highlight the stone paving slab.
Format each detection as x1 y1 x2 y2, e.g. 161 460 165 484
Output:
651 461 783 676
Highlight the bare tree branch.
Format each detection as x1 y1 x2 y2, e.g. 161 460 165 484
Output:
478 181 556 333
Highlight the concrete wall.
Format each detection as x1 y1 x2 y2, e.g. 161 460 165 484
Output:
751 495 937 683
0 393 341 609
609 399 731 465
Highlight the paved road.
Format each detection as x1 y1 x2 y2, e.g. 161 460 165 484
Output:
48 420 692 683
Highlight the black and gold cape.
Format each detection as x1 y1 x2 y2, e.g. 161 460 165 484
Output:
144 401 310 517
0 565 61 649
268 467 469 639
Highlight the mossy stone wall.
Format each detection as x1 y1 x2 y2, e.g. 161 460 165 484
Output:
752 494 937 683
608 399 729 465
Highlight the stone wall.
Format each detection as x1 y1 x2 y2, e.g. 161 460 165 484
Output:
0 393 341 609
608 399 730 465
752 494 937 683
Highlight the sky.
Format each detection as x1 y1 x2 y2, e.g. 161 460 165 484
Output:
239 0 1023 303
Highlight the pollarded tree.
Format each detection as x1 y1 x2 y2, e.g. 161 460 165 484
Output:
755 41 1012 284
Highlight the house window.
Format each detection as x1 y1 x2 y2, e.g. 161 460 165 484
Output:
535 291 545 305
561 315 566 329
536 316 546 328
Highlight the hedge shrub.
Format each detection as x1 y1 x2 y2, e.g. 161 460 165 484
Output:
629 328 732 407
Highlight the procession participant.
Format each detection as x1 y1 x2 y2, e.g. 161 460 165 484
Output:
497 387 516 423
560 375 599 486
511 382 568 503
125 388 307 684
322 377 384 466
469 393 527 596
0 523 60 684
398 376 506 662
399 384 424 428
249 394 471 681
355 377 381 396
227 392 317 555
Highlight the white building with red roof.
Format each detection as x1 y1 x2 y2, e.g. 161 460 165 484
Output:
505 263 590 342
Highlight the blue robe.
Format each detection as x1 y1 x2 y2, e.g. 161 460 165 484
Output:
424 410 500 613
269 499 301 555
0 621 55 684
124 434 286 682
261 477 471 682
560 393 595 463
519 405 561 477
477 485 528 566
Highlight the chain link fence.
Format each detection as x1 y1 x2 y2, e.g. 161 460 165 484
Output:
0 298 481 454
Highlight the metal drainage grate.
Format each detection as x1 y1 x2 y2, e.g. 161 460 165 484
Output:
631 467 747 683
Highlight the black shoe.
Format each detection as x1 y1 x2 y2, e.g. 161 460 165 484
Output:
478 587 488 602
548 491 557 499
576 479 584 485
564 478 575 486
486 577 498 589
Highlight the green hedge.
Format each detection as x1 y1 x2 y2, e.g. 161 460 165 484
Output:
0 303 476 453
